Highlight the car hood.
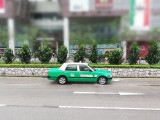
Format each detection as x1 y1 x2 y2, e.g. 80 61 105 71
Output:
94 69 111 74
48 68 59 71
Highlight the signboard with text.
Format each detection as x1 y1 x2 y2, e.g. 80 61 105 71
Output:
0 48 4 55
95 0 113 10
69 0 90 12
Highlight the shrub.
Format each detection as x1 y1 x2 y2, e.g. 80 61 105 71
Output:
57 45 68 64
107 49 123 64
3 48 15 64
128 42 140 64
35 44 52 63
89 44 98 63
145 40 160 65
17 44 32 64
1 63 160 69
0 63 61 68
74 46 85 62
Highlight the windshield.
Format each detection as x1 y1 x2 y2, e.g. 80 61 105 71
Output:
88 65 96 71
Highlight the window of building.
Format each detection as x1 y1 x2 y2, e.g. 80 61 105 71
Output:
31 13 62 20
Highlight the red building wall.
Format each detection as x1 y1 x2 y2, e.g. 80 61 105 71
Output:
127 41 149 58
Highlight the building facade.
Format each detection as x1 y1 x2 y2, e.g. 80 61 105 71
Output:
29 0 63 52
59 0 160 59
0 0 29 54
0 0 160 59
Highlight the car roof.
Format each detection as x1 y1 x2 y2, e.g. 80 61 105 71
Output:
63 62 88 65
59 62 88 70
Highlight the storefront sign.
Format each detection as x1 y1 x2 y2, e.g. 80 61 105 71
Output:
0 48 4 55
69 0 90 12
0 0 5 14
0 48 21 55
69 44 118 55
95 0 113 10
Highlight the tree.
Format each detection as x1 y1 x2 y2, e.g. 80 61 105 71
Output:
17 44 32 64
89 44 98 63
107 49 123 64
3 48 15 64
145 40 160 65
16 25 47 53
35 44 52 63
74 46 85 62
0 26 8 46
146 28 160 40
70 23 96 46
70 20 119 46
128 42 140 64
57 45 68 64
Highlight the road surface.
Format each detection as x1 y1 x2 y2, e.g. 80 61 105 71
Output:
0 77 160 120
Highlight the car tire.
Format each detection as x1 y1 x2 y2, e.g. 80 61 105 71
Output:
97 77 107 85
57 76 67 85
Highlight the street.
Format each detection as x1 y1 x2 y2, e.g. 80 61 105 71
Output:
0 77 160 120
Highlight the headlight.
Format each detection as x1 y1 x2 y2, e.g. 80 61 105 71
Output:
109 73 112 78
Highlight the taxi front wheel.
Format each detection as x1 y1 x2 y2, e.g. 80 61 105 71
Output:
57 76 67 85
97 77 107 85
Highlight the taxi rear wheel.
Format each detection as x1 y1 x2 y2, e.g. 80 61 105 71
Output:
97 77 107 85
57 76 67 85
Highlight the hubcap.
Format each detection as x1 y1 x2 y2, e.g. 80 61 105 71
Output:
59 77 66 84
99 77 106 85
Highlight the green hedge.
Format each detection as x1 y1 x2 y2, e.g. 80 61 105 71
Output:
0 63 160 69
0 64 61 68
90 64 153 68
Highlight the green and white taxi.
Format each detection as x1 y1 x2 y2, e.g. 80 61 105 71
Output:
47 63 112 85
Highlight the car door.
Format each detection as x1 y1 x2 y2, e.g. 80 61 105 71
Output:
65 64 79 82
78 64 97 82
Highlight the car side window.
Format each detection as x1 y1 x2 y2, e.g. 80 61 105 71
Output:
79 65 90 72
65 64 77 71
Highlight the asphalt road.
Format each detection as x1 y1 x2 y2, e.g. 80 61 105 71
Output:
0 77 160 120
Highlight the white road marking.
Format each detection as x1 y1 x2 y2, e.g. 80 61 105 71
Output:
3 84 42 86
0 104 6 107
73 92 145 96
59 106 160 111
1 104 159 111
74 92 118 95
113 79 120 82
119 92 144 96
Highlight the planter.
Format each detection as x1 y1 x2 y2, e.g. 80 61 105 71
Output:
0 68 160 78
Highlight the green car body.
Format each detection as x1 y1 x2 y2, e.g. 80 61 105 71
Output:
47 63 112 85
